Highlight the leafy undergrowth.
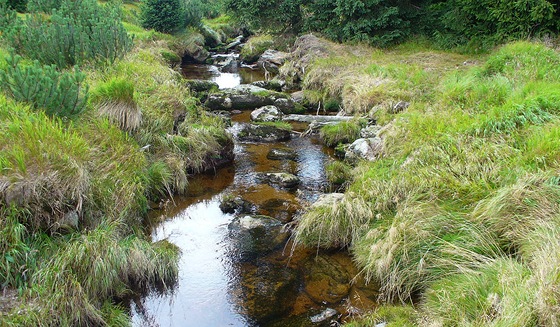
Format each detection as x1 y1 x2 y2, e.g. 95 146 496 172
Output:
294 40 560 326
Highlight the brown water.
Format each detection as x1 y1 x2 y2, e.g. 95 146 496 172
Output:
130 64 374 327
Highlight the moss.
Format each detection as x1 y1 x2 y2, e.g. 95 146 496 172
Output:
320 120 363 147
240 34 274 63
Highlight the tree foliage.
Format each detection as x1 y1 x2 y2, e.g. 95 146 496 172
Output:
7 0 133 68
0 54 88 118
224 0 560 47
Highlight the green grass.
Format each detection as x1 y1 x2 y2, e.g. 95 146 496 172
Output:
240 34 274 63
320 120 363 147
290 39 560 326
90 77 141 131
345 305 418 327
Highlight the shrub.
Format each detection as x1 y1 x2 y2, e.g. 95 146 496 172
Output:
141 0 183 33
10 0 133 68
0 54 88 118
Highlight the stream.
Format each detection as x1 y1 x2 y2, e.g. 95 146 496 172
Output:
129 56 376 326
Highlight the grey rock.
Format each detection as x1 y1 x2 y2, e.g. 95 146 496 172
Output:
360 125 382 138
310 308 338 323
226 35 244 50
311 193 344 208
283 114 353 123
229 215 288 260
267 148 297 161
251 105 283 122
257 49 289 73
390 101 410 114
236 123 291 143
290 90 305 103
345 137 383 162
185 79 219 92
205 84 289 111
251 79 285 92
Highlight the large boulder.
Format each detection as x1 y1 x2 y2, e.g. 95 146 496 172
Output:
345 137 383 163
228 215 289 261
251 105 283 122
257 49 289 73
236 123 291 143
257 172 300 188
205 84 292 111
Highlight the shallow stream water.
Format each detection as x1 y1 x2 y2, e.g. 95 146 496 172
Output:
130 59 372 326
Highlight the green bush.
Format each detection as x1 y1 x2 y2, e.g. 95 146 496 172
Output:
141 0 184 33
0 54 88 118
10 0 133 68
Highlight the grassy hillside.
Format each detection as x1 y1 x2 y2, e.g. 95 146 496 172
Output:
293 39 560 326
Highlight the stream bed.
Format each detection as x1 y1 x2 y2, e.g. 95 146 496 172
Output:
129 58 377 326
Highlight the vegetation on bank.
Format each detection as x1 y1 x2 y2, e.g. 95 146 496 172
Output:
224 0 560 51
291 37 560 326
0 0 234 324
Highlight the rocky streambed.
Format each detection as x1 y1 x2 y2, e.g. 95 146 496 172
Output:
130 50 379 326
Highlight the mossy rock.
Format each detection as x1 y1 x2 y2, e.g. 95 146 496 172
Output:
236 123 291 143
228 215 289 261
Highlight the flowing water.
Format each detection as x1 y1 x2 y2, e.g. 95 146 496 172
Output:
130 58 373 326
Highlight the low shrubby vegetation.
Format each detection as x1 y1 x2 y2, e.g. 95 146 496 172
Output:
292 39 560 326
0 0 233 324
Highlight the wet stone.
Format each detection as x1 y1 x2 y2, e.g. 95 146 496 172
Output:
250 105 283 122
259 198 299 223
219 196 256 214
303 254 352 304
257 172 300 188
236 123 291 143
228 215 289 261
310 308 338 323
236 262 299 323
267 148 298 161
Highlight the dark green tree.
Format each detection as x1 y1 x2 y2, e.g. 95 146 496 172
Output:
141 0 184 33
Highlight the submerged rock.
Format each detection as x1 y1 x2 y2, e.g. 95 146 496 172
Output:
257 172 300 188
251 105 283 122
219 196 256 214
345 137 383 162
237 262 299 323
259 198 298 223
303 254 352 304
229 215 289 261
236 123 291 143
267 148 297 161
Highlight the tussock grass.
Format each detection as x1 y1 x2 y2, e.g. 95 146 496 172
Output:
320 120 363 147
91 78 142 131
352 202 502 302
326 161 353 187
293 194 376 248
520 220 560 326
422 258 536 327
295 38 560 326
473 173 560 249
28 220 179 326
0 95 91 231
345 305 418 327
